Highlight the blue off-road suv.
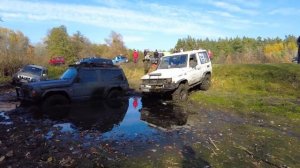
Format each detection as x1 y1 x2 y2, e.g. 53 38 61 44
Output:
17 59 129 111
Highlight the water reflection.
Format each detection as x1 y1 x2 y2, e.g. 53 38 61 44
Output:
22 97 189 142
0 111 13 125
101 97 159 140
67 100 128 131
140 99 188 129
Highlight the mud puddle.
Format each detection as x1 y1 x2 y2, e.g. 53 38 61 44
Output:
0 89 299 167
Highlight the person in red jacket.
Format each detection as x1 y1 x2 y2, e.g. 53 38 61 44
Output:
133 49 139 63
208 50 213 60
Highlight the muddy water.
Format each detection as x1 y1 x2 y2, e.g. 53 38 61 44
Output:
0 90 299 167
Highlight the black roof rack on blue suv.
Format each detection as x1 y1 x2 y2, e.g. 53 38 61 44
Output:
76 57 113 65
73 57 116 68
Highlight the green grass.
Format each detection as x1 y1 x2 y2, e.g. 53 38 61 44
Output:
190 63 300 120
47 65 67 79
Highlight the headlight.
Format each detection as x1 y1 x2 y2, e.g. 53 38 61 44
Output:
142 79 148 84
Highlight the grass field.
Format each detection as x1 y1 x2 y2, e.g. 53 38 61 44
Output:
190 63 300 120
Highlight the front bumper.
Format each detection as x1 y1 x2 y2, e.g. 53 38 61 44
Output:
16 87 40 103
140 83 177 93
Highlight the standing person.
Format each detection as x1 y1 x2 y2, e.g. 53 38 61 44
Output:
133 49 139 63
208 49 213 60
297 36 300 64
143 52 151 74
153 49 159 64
144 49 148 58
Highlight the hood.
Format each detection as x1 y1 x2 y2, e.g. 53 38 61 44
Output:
141 68 188 79
28 79 72 90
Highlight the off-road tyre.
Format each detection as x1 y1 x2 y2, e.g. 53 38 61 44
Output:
200 74 211 91
107 89 124 100
172 83 189 101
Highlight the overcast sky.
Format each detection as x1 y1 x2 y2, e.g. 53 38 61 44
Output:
0 0 299 51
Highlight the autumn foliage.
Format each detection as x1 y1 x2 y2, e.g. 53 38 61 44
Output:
0 25 299 79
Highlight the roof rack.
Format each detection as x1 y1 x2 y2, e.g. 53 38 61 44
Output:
69 62 118 68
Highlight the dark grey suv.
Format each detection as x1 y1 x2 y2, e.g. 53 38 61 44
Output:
12 64 48 86
17 62 129 111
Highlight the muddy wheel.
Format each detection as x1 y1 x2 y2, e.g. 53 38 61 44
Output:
172 83 188 101
200 74 211 91
42 94 69 116
107 89 124 99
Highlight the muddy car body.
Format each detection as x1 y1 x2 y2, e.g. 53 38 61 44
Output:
140 49 212 101
17 62 129 109
12 64 48 86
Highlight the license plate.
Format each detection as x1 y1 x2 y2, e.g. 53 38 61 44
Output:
142 88 150 92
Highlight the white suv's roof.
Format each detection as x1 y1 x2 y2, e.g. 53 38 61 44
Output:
166 49 207 56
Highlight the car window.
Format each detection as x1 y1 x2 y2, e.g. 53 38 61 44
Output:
198 52 210 64
101 69 124 81
158 54 188 69
22 66 42 76
60 67 77 80
189 54 198 67
79 69 98 83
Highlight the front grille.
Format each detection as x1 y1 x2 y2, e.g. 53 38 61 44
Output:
142 79 171 85
19 75 31 81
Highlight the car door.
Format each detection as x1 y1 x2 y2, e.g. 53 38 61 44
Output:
197 51 212 79
72 68 99 101
101 69 126 94
187 53 202 85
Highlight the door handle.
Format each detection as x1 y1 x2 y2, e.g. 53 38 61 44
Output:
207 65 210 68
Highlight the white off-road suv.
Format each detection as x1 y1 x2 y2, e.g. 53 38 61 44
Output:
140 49 212 101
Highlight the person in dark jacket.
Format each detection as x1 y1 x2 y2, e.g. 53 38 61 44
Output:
143 53 151 74
297 36 300 64
153 49 159 64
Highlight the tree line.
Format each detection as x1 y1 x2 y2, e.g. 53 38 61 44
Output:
0 25 298 77
0 25 129 76
173 35 298 64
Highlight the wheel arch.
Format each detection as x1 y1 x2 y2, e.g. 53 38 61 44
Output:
176 79 188 87
43 91 70 102
105 87 124 96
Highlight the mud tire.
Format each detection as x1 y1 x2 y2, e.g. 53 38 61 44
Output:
200 74 211 91
107 89 124 99
172 83 188 101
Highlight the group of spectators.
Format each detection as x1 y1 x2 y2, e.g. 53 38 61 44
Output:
132 49 162 74
142 49 160 74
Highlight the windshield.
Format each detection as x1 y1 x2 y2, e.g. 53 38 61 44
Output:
158 54 188 69
60 67 77 80
21 65 43 76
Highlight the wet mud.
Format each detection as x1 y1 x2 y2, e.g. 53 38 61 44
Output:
0 87 299 167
